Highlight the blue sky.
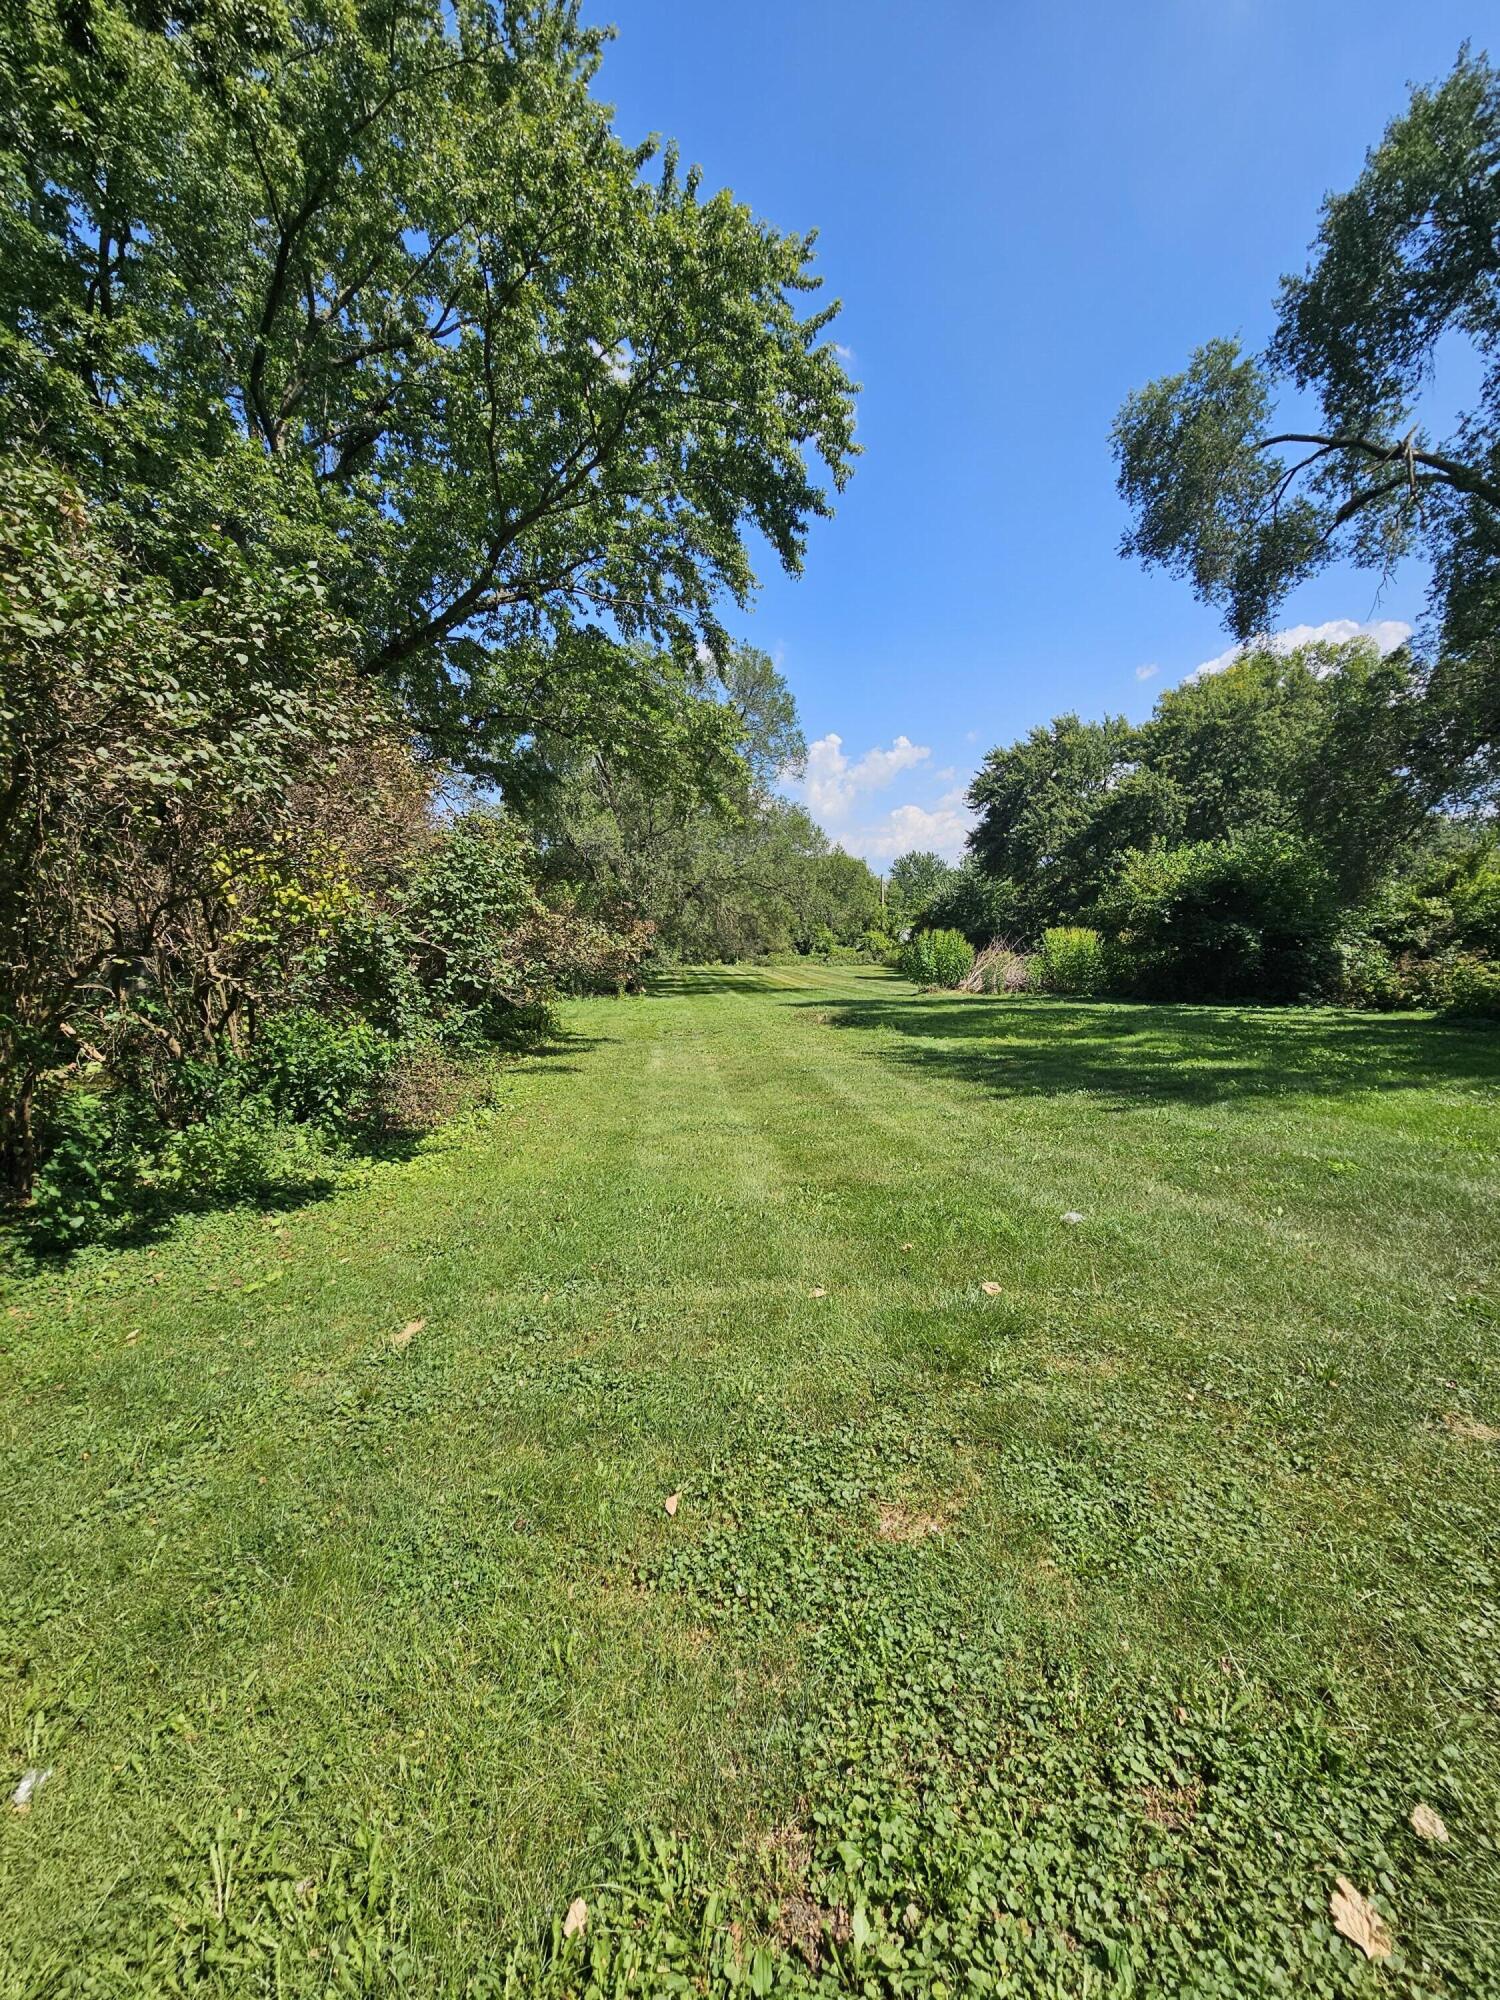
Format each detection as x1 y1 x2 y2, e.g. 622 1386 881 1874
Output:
582 1 1485 863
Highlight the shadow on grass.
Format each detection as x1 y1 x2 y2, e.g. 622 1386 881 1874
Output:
796 993 1500 1108
3 1027 604 1272
648 966 891 998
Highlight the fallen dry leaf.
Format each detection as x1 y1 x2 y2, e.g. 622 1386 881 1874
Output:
1410 1802 1449 1843
1330 1876 1393 1961
980 1281 1002 1296
664 1492 680 1517
391 1318 425 1350
563 1896 588 1939
808 1286 827 1298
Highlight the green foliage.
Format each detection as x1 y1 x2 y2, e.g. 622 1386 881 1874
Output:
898 929 974 989
397 811 539 1047
1332 827 1500 1012
968 713 1158 936
884 848 953 933
0 0 857 777
1146 642 1424 898
923 859 1028 948
1113 50 1500 798
1332 935 1408 1012
154 1103 339 1213
1097 831 1340 1002
1442 953 1500 1019
0 452 377 1188
23 1085 157 1249
240 1011 396 1128
960 644 1468 1004
1033 926 1107 996
531 648 882 963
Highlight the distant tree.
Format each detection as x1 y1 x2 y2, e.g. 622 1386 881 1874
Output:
1112 48 1500 791
923 861 1027 947
0 0 857 776
1144 641 1426 897
529 648 880 962
963 642 1430 942
967 714 1161 937
801 848 883 949
887 850 953 925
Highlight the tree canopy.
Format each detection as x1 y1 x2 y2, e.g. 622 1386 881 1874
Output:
0 0 858 774
529 646 881 962
963 640 1431 944
1112 47 1500 790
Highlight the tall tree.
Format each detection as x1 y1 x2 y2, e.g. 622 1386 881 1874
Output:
966 714 1169 936
1112 48 1500 790
0 0 857 773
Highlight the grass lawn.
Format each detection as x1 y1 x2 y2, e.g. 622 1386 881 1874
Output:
3 965 1499 1998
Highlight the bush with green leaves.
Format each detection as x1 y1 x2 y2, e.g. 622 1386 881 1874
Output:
0 454 379 1191
1096 832 1340 1002
23 1085 157 1249
1332 935 1409 1011
924 861 1029 947
397 812 536 1036
238 1011 396 1128
898 929 975 989
1033 927 1107 996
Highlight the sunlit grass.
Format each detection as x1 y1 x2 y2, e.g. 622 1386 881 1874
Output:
2 967 1497 1995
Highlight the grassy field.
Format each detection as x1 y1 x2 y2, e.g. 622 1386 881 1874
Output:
3 964 1499 1998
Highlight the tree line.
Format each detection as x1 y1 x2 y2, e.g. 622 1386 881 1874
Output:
900 638 1496 1008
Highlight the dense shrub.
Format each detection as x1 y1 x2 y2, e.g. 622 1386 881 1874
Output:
0 456 380 1188
1096 832 1339 1002
1033 927 1107 996
24 1085 158 1248
1332 936 1408 1011
899 929 975 988
239 1011 396 1127
0 473 652 1241
1443 953 1500 1018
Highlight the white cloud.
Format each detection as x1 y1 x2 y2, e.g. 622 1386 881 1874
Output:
1136 662 1160 682
786 732 971 864
1188 617 1412 683
798 731 931 822
855 790 974 865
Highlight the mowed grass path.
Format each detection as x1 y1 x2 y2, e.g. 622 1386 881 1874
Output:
3 967 1499 1997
